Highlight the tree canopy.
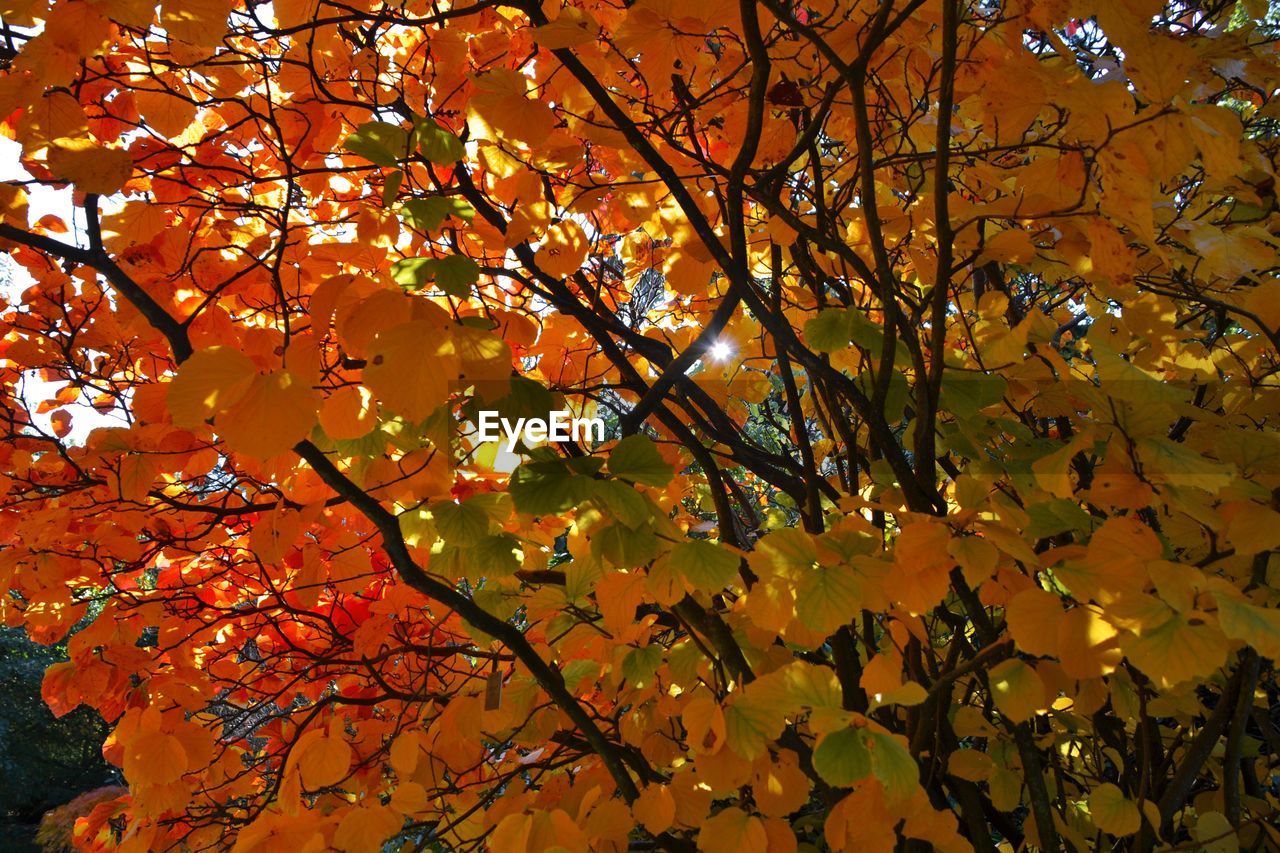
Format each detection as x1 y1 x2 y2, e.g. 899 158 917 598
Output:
1 0 1280 850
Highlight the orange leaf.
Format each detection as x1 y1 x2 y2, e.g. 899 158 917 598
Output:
167 346 258 428
218 370 318 458
297 733 352 789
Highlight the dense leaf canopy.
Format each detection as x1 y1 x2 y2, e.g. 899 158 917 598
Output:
1 0 1280 850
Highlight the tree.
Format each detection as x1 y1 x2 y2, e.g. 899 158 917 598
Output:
0 0 1278 850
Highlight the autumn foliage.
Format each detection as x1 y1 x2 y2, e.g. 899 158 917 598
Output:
2 0 1280 850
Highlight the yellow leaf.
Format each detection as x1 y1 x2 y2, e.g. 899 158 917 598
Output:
696 807 768 853
167 346 258 428
976 227 1036 265
18 90 88 158
46 138 133 194
669 539 741 591
0 0 47 27
1122 609 1229 689
535 219 590 278
532 7 599 48
363 321 458 421
161 0 233 47
100 0 154 28
860 654 927 710
469 69 557 145
1089 783 1141 836
453 324 513 384
795 564 862 635
101 201 169 249
1194 811 1238 853
0 183 29 228
1058 605 1123 680
487 813 531 853
1188 104 1244 180
751 754 811 818
1215 594 1280 660
948 749 995 782
388 730 423 777
1031 435 1090 499
948 535 999 585
1224 501 1280 556
1005 586 1063 658
388 781 429 816
761 816 798 853
987 658 1046 722
117 453 159 502
749 528 818 580
724 679 788 761
1122 33 1199 104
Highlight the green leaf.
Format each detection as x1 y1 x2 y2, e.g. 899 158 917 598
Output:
864 728 918 804
607 435 674 487
491 375 557 419
466 491 512 521
941 370 1008 419
813 726 872 787
390 254 481 296
399 196 475 231
1025 499 1094 539
567 455 606 476
854 369 910 422
795 564 862 635
1213 594 1280 659
343 121 409 166
413 117 465 164
381 170 404 206
847 310 884 350
463 533 522 578
398 506 435 548
804 308 853 353
510 459 590 516
1136 436 1235 491
431 499 491 546
668 539 740 591
593 521 663 567
724 691 785 761
804 308 882 353
621 645 663 689
390 258 435 288
592 479 653 528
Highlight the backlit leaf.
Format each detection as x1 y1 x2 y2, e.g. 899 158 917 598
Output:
812 726 871 787
607 434 674 487
1089 783 1141 836
167 347 257 428
669 539 740 591
344 121 410 166
988 658 1046 723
